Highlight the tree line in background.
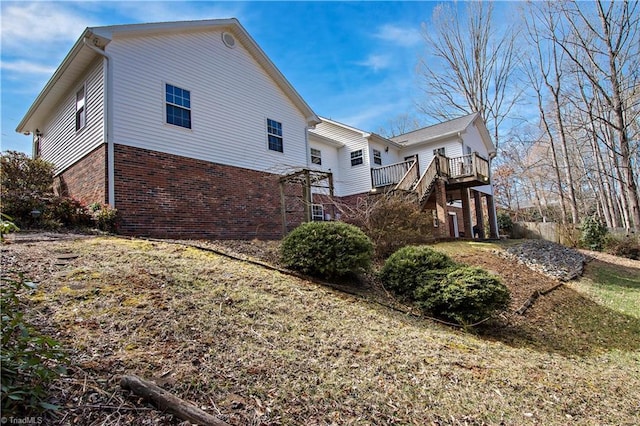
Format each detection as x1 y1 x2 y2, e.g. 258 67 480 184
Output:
384 0 639 233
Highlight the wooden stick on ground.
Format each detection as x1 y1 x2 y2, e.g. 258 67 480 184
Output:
120 375 230 426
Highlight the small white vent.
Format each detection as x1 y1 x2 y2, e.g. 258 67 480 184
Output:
222 32 236 48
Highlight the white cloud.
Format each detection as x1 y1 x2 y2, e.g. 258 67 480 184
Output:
0 60 57 75
374 23 422 47
356 54 391 72
0 2 90 48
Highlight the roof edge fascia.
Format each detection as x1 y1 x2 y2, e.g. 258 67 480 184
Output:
395 129 465 148
472 114 497 157
16 28 93 133
308 131 346 148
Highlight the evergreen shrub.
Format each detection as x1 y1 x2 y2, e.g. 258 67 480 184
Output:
378 245 455 297
415 266 510 325
281 221 373 279
579 216 608 251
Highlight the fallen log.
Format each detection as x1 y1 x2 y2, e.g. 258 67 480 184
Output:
120 375 230 426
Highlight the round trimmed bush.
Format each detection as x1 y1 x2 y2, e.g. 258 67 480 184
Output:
416 266 510 325
379 245 455 297
280 221 373 278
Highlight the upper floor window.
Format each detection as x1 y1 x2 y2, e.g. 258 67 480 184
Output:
166 84 191 129
373 149 382 165
75 86 86 131
433 147 445 156
350 149 363 166
310 148 322 165
267 118 283 152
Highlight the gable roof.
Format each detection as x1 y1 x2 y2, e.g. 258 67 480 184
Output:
16 18 320 134
391 112 496 157
312 117 403 149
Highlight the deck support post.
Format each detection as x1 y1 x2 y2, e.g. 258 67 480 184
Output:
433 178 450 238
461 188 473 238
486 194 499 238
473 190 485 239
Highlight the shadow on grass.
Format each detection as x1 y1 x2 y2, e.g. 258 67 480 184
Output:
477 284 640 356
584 258 640 291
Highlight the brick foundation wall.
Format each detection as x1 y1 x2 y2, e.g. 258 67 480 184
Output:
113 144 284 240
53 145 107 205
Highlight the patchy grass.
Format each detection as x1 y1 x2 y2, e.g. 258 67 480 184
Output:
1 236 639 425
571 259 640 319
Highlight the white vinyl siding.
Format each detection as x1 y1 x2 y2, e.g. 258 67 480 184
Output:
39 59 105 174
109 30 309 173
309 121 372 196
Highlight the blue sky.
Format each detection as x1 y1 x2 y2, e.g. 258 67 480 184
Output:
0 1 488 154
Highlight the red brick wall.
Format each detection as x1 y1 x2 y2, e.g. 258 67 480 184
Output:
113 144 284 240
53 145 107 205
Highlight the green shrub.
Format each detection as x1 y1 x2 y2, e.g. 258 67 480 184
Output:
0 213 20 242
281 221 373 278
89 202 119 233
44 197 92 228
415 266 510 325
1 151 56 227
580 216 608 251
379 245 455 297
497 211 513 235
1 274 67 416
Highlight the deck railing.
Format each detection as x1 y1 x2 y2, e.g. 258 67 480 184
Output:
447 153 489 180
414 155 447 202
371 160 415 188
394 161 419 191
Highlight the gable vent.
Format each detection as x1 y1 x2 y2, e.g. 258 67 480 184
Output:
222 32 236 48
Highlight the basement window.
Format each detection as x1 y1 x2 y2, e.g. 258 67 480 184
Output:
165 84 191 129
312 204 325 221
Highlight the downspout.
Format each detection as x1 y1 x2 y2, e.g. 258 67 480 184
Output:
82 37 115 207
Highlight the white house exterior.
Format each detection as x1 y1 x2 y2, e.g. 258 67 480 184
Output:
16 19 320 239
16 18 498 240
308 113 499 238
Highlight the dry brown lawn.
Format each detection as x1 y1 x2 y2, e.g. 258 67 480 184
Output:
1 234 638 425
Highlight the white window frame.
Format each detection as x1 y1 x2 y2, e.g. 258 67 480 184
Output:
75 84 86 132
433 147 445 156
312 204 324 221
373 149 382 165
267 118 283 153
310 148 322 165
350 149 364 167
165 83 192 129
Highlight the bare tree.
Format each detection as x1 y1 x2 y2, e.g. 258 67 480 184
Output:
525 2 580 224
377 113 423 138
417 1 522 149
556 0 640 231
